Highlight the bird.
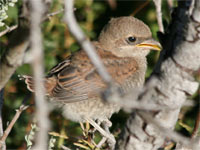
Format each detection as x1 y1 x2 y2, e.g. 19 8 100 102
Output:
20 16 161 149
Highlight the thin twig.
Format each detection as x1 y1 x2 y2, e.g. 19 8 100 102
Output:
107 0 117 10
0 104 29 148
0 25 18 37
153 0 164 33
42 9 64 21
30 0 50 149
47 9 64 18
130 0 150 16
64 0 113 84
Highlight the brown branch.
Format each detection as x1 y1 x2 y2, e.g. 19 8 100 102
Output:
107 0 117 10
0 104 29 148
130 0 150 16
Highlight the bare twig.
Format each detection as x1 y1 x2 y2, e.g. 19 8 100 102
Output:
131 0 150 16
30 0 50 149
153 0 164 33
0 93 30 149
47 9 64 18
0 104 29 148
42 9 64 21
0 25 18 37
64 0 113 84
107 0 117 10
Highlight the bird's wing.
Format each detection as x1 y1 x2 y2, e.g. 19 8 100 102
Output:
20 59 71 93
22 49 138 103
49 49 138 103
47 59 71 76
50 58 106 103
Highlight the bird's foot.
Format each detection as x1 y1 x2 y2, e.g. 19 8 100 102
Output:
85 118 116 150
102 119 116 150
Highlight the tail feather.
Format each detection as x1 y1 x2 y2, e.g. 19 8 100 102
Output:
19 75 35 92
19 75 57 94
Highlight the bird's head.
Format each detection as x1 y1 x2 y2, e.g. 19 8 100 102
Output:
98 16 161 58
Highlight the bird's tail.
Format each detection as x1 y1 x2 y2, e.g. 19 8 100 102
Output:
19 75 35 92
19 75 56 94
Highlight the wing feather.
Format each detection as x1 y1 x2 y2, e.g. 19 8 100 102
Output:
22 47 138 103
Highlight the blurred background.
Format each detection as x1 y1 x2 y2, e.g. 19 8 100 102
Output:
0 0 199 149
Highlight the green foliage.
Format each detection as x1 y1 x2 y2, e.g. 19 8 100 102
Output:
0 0 18 28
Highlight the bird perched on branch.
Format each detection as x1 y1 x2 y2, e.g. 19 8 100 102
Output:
20 16 161 149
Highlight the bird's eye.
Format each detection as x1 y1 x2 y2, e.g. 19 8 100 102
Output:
127 36 136 44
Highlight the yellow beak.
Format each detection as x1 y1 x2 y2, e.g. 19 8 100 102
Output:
136 39 162 51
